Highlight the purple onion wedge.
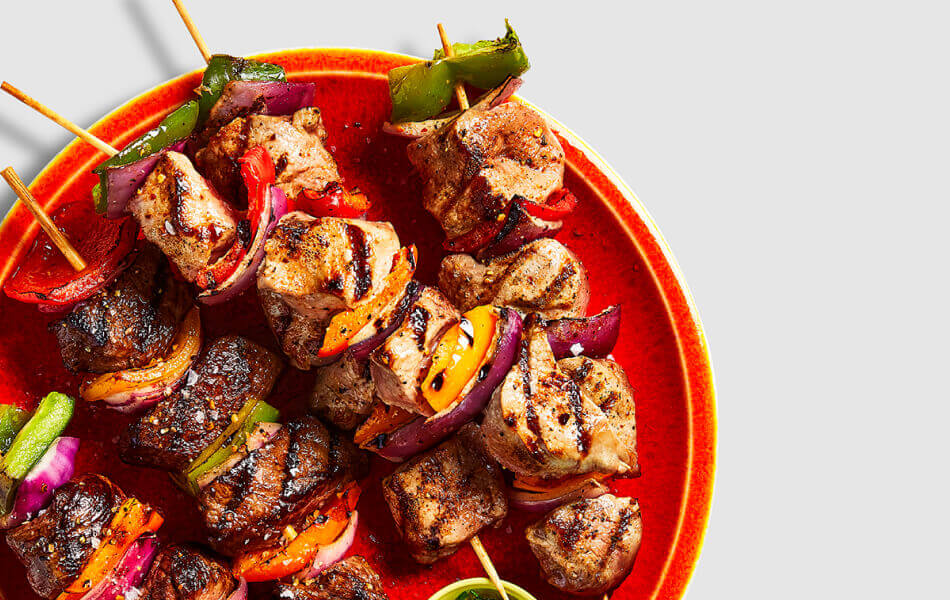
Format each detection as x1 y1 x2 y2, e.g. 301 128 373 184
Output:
479 201 562 259
347 281 423 363
543 305 622 360
296 511 358 579
0 436 79 529
508 477 609 512
102 140 187 219
204 81 316 132
226 578 248 600
80 534 160 600
373 308 523 462
198 186 288 305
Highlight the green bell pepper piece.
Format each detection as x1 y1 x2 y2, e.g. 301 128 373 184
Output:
179 400 280 496
92 100 200 213
197 54 286 125
388 20 530 123
0 392 74 513
0 405 31 455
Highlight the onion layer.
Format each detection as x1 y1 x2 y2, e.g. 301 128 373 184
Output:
478 200 562 259
373 308 523 462
0 436 79 529
347 281 422 362
205 81 316 130
296 511 358 580
543 305 622 360
78 534 160 600
198 186 288 305
79 307 202 412
508 477 609 512
103 140 187 219
225 578 248 600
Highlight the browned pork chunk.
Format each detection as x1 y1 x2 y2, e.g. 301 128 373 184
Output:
6 474 127 599
120 336 282 472
140 544 235 600
196 107 341 204
381 426 508 564
526 494 642 596
310 353 376 429
197 416 367 556
407 102 565 240
369 286 459 415
559 356 639 475
129 151 239 281
438 238 590 319
481 317 631 479
50 245 191 373
273 556 388 600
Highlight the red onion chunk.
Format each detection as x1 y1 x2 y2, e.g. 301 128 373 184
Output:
226 578 248 600
374 308 523 462
347 281 423 363
297 511 358 580
207 81 316 129
543 305 622 360
198 185 288 305
0 436 79 529
104 140 187 219
79 534 160 600
479 201 562 259
508 478 609 512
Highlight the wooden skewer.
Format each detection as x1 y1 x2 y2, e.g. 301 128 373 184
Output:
437 23 470 110
1 82 118 157
1 167 86 271
470 535 509 600
171 0 212 64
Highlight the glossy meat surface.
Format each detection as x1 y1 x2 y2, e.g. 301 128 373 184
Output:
196 107 341 204
6 474 126 599
197 416 367 556
481 318 630 479
272 556 388 600
129 151 239 281
381 426 508 564
438 238 589 319
120 335 282 472
310 353 376 429
407 102 565 239
525 494 642 595
140 543 235 600
50 245 191 373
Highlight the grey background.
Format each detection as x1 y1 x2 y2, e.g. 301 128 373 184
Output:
1 1 947 598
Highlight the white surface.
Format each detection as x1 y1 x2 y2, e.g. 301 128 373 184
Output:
1 1 947 598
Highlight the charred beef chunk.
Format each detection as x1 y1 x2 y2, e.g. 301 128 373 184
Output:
129 151 238 282
50 245 191 373
309 353 376 429
196 107 341 205
120 336 282 472
525 494 642 595
6 474 126 599
139 543 235 600
197 416 367 556
481 318 631 479
381 425 508 564
273 556 388 600
438 238 590 319
407 102 565 240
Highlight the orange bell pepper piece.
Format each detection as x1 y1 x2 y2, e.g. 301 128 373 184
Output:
58 498 163 600
232 483 360 582
422 305 499 412
318 245 417 357
353 400 417 448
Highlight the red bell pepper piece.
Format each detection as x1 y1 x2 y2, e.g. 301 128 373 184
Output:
3 201 138 306
295 182 371 218
518 188 578 221
442 219 505 254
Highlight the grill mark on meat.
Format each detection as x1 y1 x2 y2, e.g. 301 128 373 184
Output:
603 506 635 568
539 262 577 305
171 176 195 236
564 375 592 454
408 306 430 351
281 421 303 503
224 449 258 514
275 154 289 177
346 224 372 301
575 358 594 380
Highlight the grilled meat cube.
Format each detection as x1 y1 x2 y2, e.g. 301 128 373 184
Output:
6 474 126 599
197 416 367 556
273 556 388 600
258 213 401 323
369 286 459 415
481 318 630 479
196 107 341 204
310 353 376 429
438 238 589 319
258 288 329 370
407 102 565 240
120 336 282 472
140 543 235 600
129 151 239 282
50 245 191 373
381 426 508 564
525 494 642 595
559 357 638 475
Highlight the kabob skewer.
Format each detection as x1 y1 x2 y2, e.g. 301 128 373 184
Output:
171 0 212 63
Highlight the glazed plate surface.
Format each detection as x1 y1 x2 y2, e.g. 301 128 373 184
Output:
0 49 715 600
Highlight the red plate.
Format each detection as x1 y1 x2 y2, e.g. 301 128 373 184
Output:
0 49 715 600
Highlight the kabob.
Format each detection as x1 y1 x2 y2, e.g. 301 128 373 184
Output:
0 4 645 598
